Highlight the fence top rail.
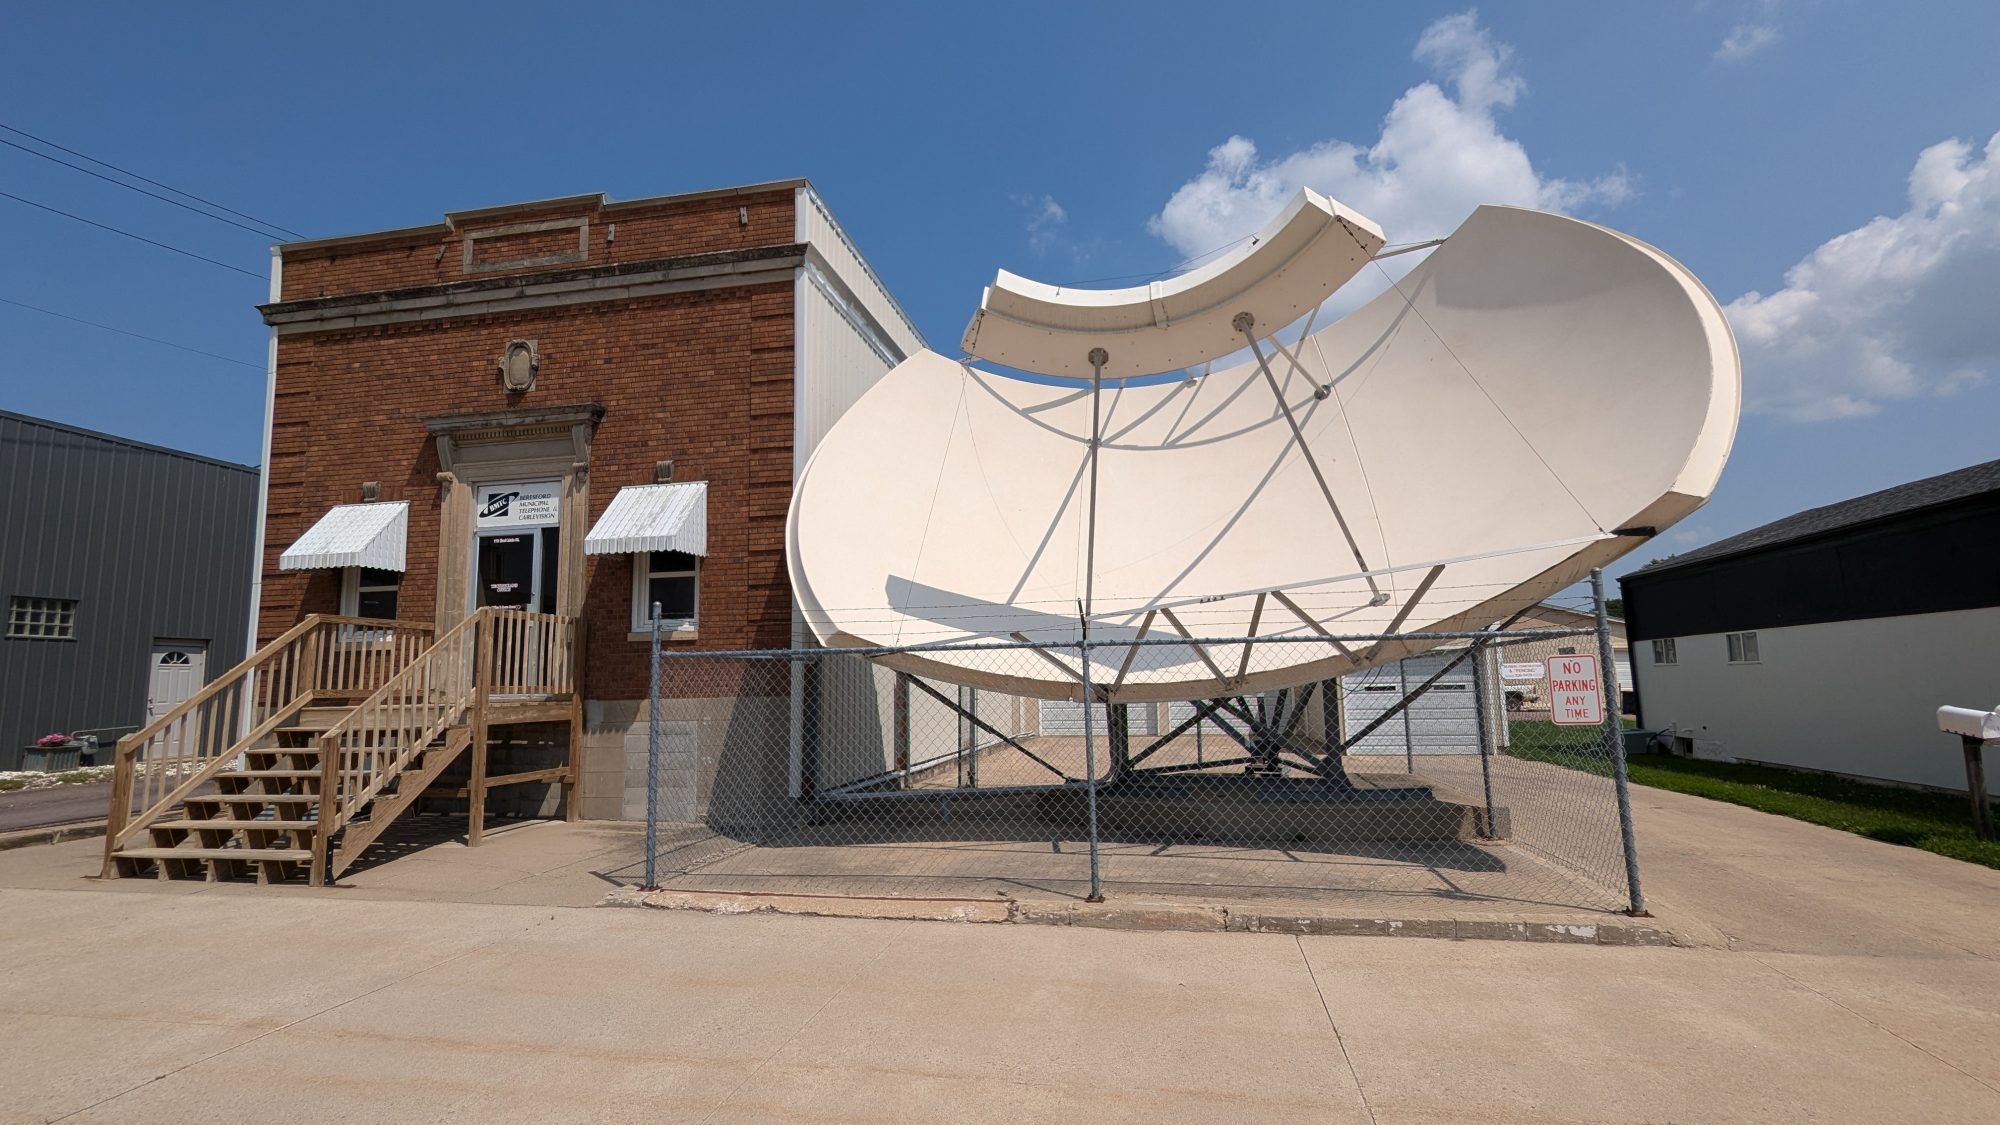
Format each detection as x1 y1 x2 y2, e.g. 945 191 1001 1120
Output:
646 626 1604 662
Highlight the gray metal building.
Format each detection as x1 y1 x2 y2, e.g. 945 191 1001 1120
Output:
0 411 258 769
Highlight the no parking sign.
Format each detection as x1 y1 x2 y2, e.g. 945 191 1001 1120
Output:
1547 655 1604 726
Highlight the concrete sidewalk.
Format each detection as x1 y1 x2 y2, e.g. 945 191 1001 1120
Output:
2 782 1996 1120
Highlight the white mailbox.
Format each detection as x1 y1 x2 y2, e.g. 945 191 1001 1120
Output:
1937 703 1998 842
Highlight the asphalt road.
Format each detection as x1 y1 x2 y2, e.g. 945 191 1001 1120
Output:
0 782 121 833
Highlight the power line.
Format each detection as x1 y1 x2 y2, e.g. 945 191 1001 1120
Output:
0 189 265 280
0 295 263 370
0 121 305 240
0 136 292 241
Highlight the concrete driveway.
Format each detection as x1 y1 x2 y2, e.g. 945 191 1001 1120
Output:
1 783 1996 1122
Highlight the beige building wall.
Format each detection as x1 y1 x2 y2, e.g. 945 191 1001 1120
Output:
1632 605 2000 792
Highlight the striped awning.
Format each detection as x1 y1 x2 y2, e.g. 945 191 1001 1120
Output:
584 482 707 556
279 501 409 572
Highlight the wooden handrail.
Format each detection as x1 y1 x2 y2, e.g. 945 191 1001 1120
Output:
112 614 321 762
314 610 488 865
102 612 436 879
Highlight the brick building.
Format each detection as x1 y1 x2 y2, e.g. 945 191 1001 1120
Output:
253 181 921 821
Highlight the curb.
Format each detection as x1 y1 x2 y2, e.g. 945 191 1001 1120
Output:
600 887 1679 946
0 820 107 852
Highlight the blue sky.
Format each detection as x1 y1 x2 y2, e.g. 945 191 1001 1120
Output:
5 2 1999 581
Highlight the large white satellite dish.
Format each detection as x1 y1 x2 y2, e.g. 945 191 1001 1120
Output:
787 198 1739 701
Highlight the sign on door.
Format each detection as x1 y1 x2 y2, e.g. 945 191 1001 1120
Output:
1546 654 1604 726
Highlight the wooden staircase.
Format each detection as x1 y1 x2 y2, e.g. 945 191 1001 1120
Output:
102 609 579 886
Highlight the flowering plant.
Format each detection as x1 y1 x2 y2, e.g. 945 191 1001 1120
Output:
36 732 72 748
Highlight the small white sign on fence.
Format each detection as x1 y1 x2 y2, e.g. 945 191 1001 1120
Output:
1501 662 1545 681
1546 654 1604 726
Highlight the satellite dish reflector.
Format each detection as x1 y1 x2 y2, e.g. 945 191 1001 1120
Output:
792 202 1739 700
960 187 1385 379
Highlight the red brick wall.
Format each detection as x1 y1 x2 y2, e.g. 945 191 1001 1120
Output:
262 195 800 702
280 190 797 301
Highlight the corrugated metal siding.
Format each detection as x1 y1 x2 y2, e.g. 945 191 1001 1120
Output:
1038 700 1159 737
792 183 929 477
0 412 258 769
1341 653 1479 756
797 186 925 361
794 270 902 473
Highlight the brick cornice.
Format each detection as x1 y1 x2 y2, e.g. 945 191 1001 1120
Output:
261 243 806 334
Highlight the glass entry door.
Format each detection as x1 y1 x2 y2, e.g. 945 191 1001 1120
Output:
475 527 561 611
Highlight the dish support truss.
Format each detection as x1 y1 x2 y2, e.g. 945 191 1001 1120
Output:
636 573 1647 917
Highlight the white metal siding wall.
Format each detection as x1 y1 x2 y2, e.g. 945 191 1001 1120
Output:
1038 700 1159 737
797 186 924 361
1636 607 2000 792
1342 653 1479 755
795 276 900 472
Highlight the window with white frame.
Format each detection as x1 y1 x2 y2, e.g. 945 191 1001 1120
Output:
7 596 77 639
1725 631 1760 664
340 568 402 620
1652 637 1677 665
632 550 699 630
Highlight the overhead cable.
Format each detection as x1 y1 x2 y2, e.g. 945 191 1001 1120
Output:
0 295 263 370
0 136 294 241
0 121 305 239
0 189 264 279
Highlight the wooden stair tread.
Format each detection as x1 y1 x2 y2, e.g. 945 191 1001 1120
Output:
117 847 311 862
185 793 317 804
222 769 321 779
151 819 317 831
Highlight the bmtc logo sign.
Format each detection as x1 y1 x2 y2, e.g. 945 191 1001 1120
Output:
479 491 520 520
1546 654 1604 726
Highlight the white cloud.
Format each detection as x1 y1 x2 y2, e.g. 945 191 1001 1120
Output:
1147 10 1632 274
1727 132 2000 421
1715 0 1785 63
1714 22 1779 63
1018 194 1068 256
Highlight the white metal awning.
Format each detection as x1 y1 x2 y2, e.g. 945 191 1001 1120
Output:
584 482 707 556
279 501 409 572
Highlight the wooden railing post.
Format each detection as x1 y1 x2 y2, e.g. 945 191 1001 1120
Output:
98 737 139 878
312 730 338 887
565 616 584 822
469 609 493 846
303 619 325 699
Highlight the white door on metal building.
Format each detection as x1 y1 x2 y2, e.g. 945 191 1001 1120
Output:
1342 651 1478 756
1038 700 1157 737
147 642 207 722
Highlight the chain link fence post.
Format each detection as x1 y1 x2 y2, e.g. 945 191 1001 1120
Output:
1472 636 1498 838
641 603 661 891
1593 569 1647 915
1080 639 1104 902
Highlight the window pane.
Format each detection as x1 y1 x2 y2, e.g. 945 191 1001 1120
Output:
647 575 696 620
648 550 698 574
1742 633 1758 662
357 588 399 619
7 596 77 639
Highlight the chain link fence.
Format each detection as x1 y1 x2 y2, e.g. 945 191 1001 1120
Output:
633 575 1644 916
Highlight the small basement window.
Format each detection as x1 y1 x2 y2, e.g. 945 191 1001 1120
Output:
632 550 699 631
340 568 402 620
1726 631 1760 664
7 596 77 639
1652 638 1678 665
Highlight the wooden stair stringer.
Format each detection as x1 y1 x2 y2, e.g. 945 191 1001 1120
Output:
329 725 474 880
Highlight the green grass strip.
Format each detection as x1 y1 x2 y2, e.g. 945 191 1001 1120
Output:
1504 721 2000 871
